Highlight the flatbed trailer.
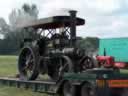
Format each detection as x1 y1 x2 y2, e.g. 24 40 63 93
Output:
0 68 128 96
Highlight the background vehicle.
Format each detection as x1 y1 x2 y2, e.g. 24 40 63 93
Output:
97 37 128 69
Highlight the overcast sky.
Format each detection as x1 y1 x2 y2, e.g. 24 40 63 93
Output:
0 0 128 38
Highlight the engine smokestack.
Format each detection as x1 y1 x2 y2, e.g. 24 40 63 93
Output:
69 10 77 47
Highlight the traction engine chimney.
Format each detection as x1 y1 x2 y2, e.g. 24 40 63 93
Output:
69 10 77 47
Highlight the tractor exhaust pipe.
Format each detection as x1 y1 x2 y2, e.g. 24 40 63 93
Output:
69 10 77 47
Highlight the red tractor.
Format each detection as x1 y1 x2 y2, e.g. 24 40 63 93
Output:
97 38 128 69
96 56 127 69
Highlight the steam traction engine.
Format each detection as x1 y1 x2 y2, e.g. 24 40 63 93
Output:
18 11 94 80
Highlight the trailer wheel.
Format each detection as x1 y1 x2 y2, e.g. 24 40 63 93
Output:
121 88 128 96
81 83 96 96
62 81 76 96
18 46 40 80
110 88 123 96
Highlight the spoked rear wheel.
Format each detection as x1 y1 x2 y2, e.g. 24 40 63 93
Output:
80 56 94 72
18 46 39 80
48 56 73 80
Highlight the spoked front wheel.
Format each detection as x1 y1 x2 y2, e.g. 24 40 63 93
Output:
48 56 74 80
18 46 39 80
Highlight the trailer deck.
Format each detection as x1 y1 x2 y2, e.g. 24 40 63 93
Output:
0 77 58 94
0 68 128 96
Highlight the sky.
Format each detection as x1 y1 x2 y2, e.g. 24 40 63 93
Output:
0 0 128 38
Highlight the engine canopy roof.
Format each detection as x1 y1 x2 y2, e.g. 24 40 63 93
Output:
17 16 85 29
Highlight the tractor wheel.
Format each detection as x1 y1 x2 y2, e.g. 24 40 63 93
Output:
81 83 96 96
48 56 74 80
18 45 40 80
79 56 94 72
62 81 76 96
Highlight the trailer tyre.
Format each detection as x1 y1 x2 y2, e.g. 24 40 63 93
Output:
81 83 96 96
121 88 128 96
62 81 76 96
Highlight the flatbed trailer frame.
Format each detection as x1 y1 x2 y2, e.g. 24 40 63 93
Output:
0 77 57 94
0 68 128 96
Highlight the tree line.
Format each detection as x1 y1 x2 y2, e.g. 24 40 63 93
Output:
0 3 38 55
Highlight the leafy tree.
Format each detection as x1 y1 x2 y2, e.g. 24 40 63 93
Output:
0 18 9 34
8 3 39 42
22 3 38 18
0 3 39 55
76 37 99 54
9 3 38 28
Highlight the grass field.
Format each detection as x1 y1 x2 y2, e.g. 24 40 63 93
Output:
0 55 47 96
0 56 18 77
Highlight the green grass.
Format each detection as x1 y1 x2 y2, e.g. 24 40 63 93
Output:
0 55 47 96
0 86 47 96
120 69 128 74
0 56 18 77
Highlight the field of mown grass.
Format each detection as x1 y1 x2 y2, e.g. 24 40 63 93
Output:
0 56 18 77
0 55 47 96
0 86 46 96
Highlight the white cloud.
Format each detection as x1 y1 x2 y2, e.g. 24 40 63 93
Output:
0 0 128 38
0 34 4 39
85 0 121 13
38 0 84 17
0 0 43 23
37 0 127 38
